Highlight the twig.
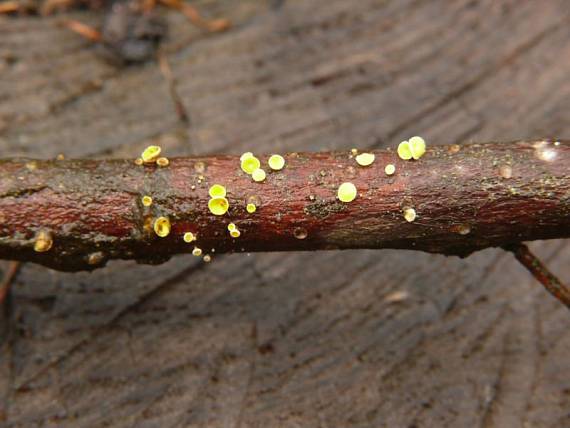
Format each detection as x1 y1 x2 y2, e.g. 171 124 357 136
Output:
158 51 190 124
505 243 570 309
0 141 568 272
0 262 20 305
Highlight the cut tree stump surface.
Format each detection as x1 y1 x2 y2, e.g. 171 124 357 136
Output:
1 0 569 427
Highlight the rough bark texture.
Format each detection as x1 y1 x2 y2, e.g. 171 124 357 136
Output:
1 1 570 427
0 141 569 271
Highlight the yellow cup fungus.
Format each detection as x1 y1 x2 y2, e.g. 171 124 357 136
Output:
252 168 266 182
209 184 227 198
141 195 153 206
268 154 285 171
355 153 375 166
241 155 261 174
208 197 229 215
192 247 202 256
403 208 417 222
183 232 196 243
227 223 237 232
384 164 396 176
156 157 170 167
230 229 241 238
203 254 212 262
337 182 357 203
153 216 171 237
141 145 162 163
33 230 53 253
246 203 257 213
397 136 426 160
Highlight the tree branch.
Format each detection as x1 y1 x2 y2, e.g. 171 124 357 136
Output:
0 140 568 272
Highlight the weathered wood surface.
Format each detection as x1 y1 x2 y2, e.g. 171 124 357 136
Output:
1 0 569 426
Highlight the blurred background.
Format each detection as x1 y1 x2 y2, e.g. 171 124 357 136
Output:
1 1 569 426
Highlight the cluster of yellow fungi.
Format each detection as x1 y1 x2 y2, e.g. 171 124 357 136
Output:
241 152 286 183
339 136 427 222
208 184 230 216
127 137 428 263
138 145 170 167
397 136 426 161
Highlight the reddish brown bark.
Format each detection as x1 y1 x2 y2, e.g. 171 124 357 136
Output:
0 140 568 272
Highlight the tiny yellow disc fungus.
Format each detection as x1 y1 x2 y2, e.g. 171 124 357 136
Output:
230 229 241 238
142 195 153 206
192 247 202 256
240 152 254 162
153 216 171 237
246 203 257 213
397 141 413 160
141 145 162 163
203 254 212 262
134 158 143 166
227 223 237 232
337 182 357 203
351 148 358 156
241 156 261 174
408 136 426 160
355 153 375 166
208 197 229 216
209 184 227 198
268 154 285 171
384 164 396 175
403 208 417 222
183 232 196 243
156 157 170 167
252 168 266 182
34 230 53 253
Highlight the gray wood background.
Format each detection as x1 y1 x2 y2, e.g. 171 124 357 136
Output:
1 0 569 426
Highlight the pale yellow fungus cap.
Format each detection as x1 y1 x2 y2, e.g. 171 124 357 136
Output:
230 229 241 238
397 141 413 160
208 197 229 215
403 208 417 222
268 154 285 171
351 148 358 156
141 145 162 163
241 156 261 174
246 203 257 213
227 223 237 232
203 254 212 262
252 168 266 182
337 182 357 203
34 230 53 253
134 158 143 166
384 164 396 176
192 247 202 256
240 152 254 162
408 136 426 160
183 232 196 243
153 216 171 237
142 195 153 207
156 157 170 167
209 184 227 198
355 153 375 166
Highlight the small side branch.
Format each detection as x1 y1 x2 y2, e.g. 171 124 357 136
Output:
505 243 570 310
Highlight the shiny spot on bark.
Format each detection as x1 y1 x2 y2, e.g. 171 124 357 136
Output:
294 227 308 239
499 165 512 179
